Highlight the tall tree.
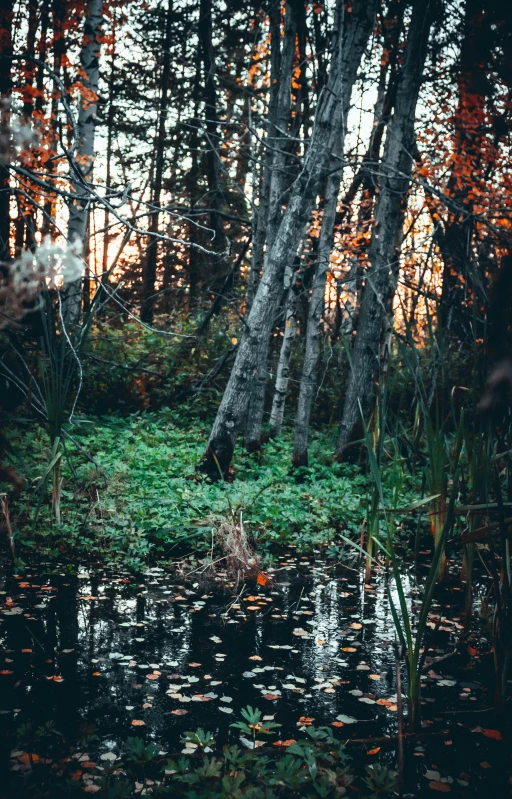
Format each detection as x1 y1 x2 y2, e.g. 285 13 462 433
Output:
336 0 437 456
245 0 298 450
62 0 103 328
293 0 405 466
0 0 14 263
202 0 379 478
140 0 173 323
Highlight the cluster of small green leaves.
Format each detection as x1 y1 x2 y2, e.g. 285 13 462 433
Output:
8 408 419 568
7 711 398 798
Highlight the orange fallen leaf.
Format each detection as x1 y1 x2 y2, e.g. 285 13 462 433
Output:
17 753 41 765
332 721 344 727
299 716 314 725
171 709 188 716
92 671 101 677
257 573 268 586
349 623 362 630
429 782 451 792
263 693 279 700
46 675 64 682
146 672 160 680
21 649 32 653
131 720 145 726
273 739 296 747
480 762 492 769
367 747 381 755
249 655 262 661
342 647 356 652
247 606 260 610
0 670 13 675
482 729 503 740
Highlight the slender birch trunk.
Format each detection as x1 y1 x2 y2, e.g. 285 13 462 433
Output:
293 0 405 465
62 0 102 328
336 0 435 457
245 1 297 449
0 0 14 263
202 0 378 478
140 0 173 323
198 0 227 259
269 261 301 437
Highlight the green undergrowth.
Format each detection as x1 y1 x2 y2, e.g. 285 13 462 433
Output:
6 409 420 569
6 716 398 798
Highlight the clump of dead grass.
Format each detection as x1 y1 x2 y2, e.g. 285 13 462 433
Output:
208 512 260 580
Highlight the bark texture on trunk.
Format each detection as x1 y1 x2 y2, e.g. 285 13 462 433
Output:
437 0 492 340
140 0 173 323
336 0 435 457
245 1 297 449
269 262 301 438
0 0 14 263
62 0 102 328
202 0 379 478
292 0 403 466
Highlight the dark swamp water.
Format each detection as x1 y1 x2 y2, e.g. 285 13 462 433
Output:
0 550 510 797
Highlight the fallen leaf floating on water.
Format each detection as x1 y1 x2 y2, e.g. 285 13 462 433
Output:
131 720 145 727
482 729 503 740
367 748 381 755
429 782 451 793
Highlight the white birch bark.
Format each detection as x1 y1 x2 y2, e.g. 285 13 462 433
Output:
336 0 435 456
62 0 102 328
268 260 301 436
245 1 297 448
203 0 379 477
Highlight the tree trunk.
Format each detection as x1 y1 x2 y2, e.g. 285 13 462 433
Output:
292 0 406 467
102 9 116 275
269 261 302 437
62 0 102 328
245 1 297 450
0 0 14 263
437 0 492 340
336 0 435 457
202 0 379 478
140 0 173 323
198 0 226 255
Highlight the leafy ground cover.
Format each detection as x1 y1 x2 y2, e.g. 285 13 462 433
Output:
7 409 417 569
